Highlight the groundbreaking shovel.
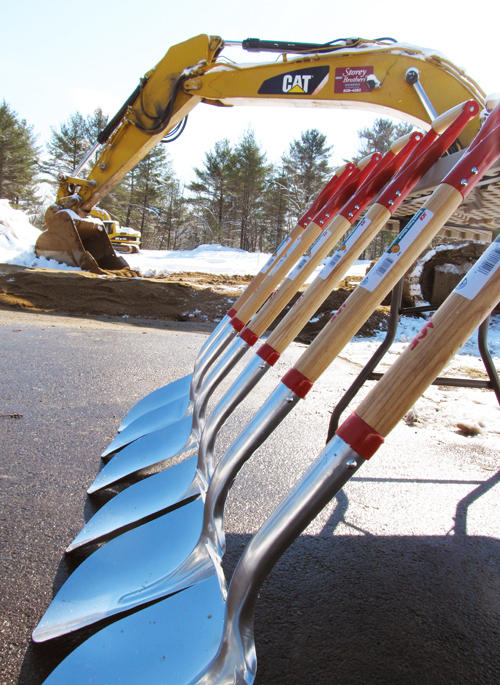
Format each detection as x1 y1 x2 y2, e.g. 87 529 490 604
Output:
113 162 357 435
33 109 496 642
40 196 500 683
87 101 475 492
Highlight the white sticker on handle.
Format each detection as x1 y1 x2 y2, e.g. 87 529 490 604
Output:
360 208 434 292
287 229 332 281
260 236 293 273
454 237 500 300
268 236 303 276
319 217 371 280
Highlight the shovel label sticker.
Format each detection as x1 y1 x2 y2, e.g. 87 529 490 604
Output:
269 235 303 276
260 236 292 273
258 66 330 96
360 208 434 292
335 66 374 93
288 229 331 280
454 235 500 300
319 217 371 280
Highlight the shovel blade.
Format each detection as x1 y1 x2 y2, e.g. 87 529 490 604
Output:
68 456 199 551
102 394 192 457
89 414 195 493
33 499 212 642
42 575 226 685
118 373 193 432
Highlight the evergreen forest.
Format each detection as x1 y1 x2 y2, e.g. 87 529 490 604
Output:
0 100 411 258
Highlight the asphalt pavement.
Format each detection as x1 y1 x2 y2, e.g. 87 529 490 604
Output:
1 309 499 684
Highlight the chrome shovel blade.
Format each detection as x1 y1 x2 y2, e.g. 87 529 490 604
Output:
42 574 226 685
88 414 195 493
68 456 199 552
102 393 192 457
33 498 214 642
118 373 193 432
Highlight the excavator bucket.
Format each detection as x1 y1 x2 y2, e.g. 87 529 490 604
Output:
35 210 129 274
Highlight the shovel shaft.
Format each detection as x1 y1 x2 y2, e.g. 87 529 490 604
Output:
201 382 301 554
191 337 250 435
227 223 304 316
196 353 272 482
263 204 391 355
195 314 231 361
190 324 239 400
242 216 351 340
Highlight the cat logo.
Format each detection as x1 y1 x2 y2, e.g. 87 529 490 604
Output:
258 66 330 95
283 74 313 93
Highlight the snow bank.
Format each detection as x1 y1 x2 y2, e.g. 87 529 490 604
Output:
0 200 80 271
0 200 40 257
126 244 272 278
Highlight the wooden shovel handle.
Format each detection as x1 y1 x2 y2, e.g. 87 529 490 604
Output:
231 162 354 316
266 204 391 354
233 220 325 326
431 102 473 134
291 184 463 386
246 216 351 339
230 222 304 315
357 268 500 437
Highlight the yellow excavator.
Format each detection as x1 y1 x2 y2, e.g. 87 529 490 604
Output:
89 208 141 254
35 34 490 273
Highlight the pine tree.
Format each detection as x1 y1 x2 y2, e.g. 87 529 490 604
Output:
124 146 175 248
44 111 88 180
156 180 188 250
263 164 293 250
357 118 413 157
0 101 40 211
231 129 271 251
188 139 235 246
44 108 109 182
282 129 332 217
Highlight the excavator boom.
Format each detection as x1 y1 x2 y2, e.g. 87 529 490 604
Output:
36 34 486 272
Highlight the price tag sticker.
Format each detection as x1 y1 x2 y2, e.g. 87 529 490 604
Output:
319 217 371 280
360 208 434 292
454 236 500 300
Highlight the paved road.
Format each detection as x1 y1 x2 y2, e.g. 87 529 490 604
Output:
1 309 499 684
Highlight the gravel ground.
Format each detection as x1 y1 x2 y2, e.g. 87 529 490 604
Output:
1 309 499 685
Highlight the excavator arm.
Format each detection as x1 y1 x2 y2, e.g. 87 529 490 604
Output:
40 33 486 272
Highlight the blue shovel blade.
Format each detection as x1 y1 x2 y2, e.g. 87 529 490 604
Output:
118 373 193 432
33 498 211 642
68 456 199 551
89 414 195 493
42 574 225 685
102 394 192 457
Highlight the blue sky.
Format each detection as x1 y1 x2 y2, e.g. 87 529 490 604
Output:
2 0 498 182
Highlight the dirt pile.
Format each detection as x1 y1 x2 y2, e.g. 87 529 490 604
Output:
0 265 389 341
